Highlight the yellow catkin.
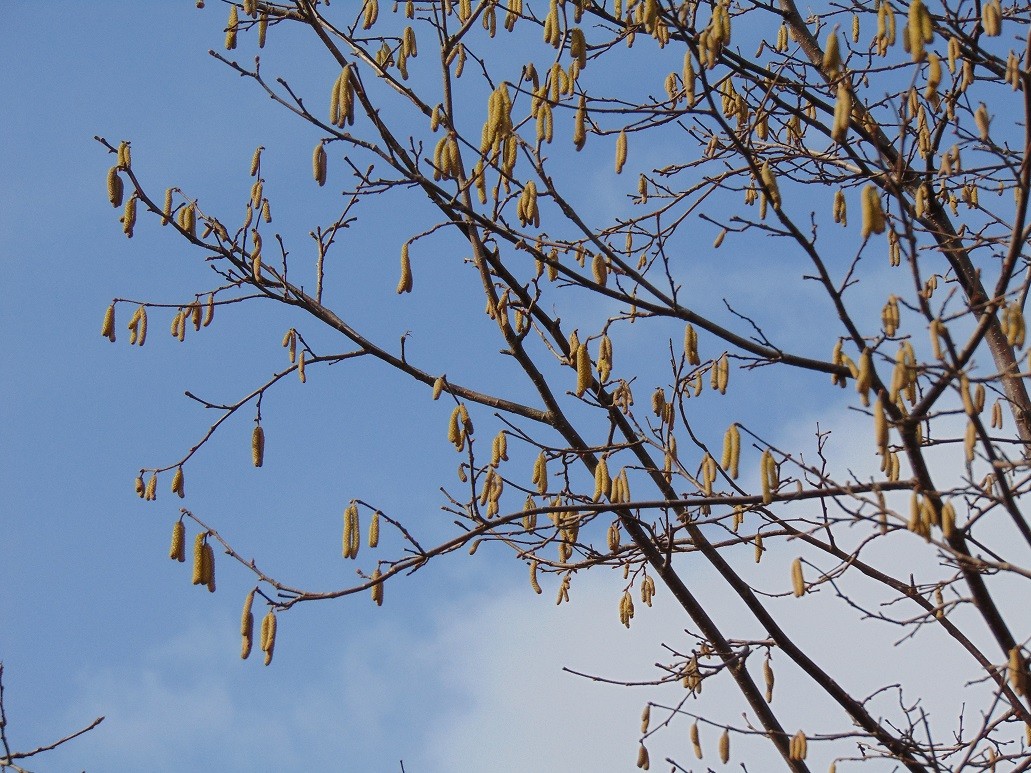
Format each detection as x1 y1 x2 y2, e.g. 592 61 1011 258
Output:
609 469 623 503
170 310 185 343
362 0 379 29
636 743 650 770
791 557 805 597
447 405 462 448
241 589 255 635
250 229 262 283
921 495 939 530
102 304 116 342
432 375 445 400
722 423 740 479
682 655 700 692
490 432 507 463
203 542 216 592
619 590 634 626
907 0 930 62
831 82 851 143
874 394 888 453
861 184 886 238
371 568 384 606
591 253 608 287
928 318 945 359
615 129 628 174
330 71 343 126
250 146 263 177
241 590 255 659
171 466 185 499
397 243 413 294
760 161 781 209
882 295 900 336
191 533 206 585
833 189 847 225
760 450 775 504
573 95 586 150
369 510 380 548
822 29 842 76
181 303 197 334
517 181 539 227
855 349 872 405
716 354 729 394
975 103 991 141
612 469 630 504
991 400 1003 429
690 721 702 759
529 559 542 594
107 166 123 208
683 52 697 106
261 610 276 665
201 293 214 327
973 383 985 414
983 0 1002 36
259 608 271 649
925 52 942 103
180 203 196 238
281 328 297 363
122 195 137 238
593 457 610 501
252 425 265 467
607 522 621 552
145 472 158 501
959 374 976 416
790 731 808 760
403 25 417 58
1010 647 1027 695
763 656 775 702
169 521 185 562
343 503 360 559
941 499 956 539
160 188 173 226
684 324 699 364
313 142 327 186
640 576 655 606
597 334 613 381
907 491 923 534
575 343 591 396
719 729 730 764
257 9 268 46
334 66 355 127
532 451 548 494
225 4 238 49
640 703 651 733
1007 302 1026 347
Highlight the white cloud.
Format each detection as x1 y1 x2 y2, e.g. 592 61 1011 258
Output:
417 575 686 773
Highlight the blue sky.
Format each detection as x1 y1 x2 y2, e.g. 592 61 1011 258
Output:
4 3 1023 772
